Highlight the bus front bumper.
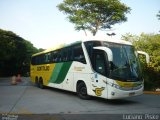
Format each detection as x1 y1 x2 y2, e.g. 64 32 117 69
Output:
107 85 143 99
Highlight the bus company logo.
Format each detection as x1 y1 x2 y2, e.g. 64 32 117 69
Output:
37 66 50 71
93 87 105 96
74 66 85 71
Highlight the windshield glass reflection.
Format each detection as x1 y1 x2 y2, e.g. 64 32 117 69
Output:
103 42 142 82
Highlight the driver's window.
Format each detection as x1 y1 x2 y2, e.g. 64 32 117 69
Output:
93 50 107 76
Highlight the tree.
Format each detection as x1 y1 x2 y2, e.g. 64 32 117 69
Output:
0 29 38 76
57 0 131 36
122 33 160 90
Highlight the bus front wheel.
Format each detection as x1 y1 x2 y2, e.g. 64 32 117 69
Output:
77 82 90 100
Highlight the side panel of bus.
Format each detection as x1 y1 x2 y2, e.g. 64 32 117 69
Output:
30 42 108 99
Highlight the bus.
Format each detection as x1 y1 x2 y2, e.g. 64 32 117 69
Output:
30 39 149 99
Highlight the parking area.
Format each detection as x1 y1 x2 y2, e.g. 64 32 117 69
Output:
0 77 160 119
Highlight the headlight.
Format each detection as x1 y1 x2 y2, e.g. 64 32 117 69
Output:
108 82 121 89
111 83 121 89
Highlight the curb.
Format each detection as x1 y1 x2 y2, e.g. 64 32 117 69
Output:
144 91 160 95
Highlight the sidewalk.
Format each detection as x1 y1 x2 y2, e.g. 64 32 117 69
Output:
144 91 160 95
0 77 33 86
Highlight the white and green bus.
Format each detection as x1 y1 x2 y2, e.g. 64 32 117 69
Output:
30 39 149 99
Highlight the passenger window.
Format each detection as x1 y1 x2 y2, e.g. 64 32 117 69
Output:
61 48 68 62
38 54 45 64
73 44 86 64
68 47 73 61
51 50 60 63
44 53 51 63
31 56 36 65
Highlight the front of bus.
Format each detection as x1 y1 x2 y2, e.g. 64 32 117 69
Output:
84 40 148 99
103 41 144 99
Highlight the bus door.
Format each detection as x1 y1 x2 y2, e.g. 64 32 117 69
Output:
91 49 108 97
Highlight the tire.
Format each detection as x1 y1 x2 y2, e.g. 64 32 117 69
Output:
35 77 39 87
77 82 90 100
39 78 45 89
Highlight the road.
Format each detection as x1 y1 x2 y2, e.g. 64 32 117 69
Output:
0 77 160 120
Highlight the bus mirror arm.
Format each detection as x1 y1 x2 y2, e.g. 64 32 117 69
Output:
137 51 150 63
93 47 113 62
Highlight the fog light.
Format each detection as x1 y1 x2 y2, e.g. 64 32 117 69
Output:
111 92 115 96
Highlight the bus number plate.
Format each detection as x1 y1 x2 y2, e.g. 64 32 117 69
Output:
129 92 135 96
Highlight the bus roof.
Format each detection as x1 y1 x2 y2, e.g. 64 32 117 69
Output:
82 38 132 45
32 38 132 57
32 41 82 56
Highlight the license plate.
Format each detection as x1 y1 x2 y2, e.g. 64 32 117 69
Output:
129 92 135 96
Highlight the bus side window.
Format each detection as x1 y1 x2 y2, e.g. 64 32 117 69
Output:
73 44 86 64
68 47 73 61
44 53 51 63
62 48 68 62
36 54 44 64
51 50 62 63
51 51 58 63
35 56 38 65
58 50 62 62
31 56 36 65
48 53 51 63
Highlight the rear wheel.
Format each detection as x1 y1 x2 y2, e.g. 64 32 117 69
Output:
35 77 39 87
77 82 90 100
39 78 45 89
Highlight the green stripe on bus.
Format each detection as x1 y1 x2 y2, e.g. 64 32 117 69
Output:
49 62 72 84
49 63 63 83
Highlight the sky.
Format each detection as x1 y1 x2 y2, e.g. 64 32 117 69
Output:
0 0 160 49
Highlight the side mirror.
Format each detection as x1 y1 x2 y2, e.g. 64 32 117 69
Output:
93 46 113 62
137 51 150 63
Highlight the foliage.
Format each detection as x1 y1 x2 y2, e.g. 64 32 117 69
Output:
0 29 38 76
122 33 160 90
38 48 46 52
57 0 131 36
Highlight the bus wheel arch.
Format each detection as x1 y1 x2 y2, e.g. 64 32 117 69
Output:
39 77 45 89
35 76 39 87
76 80 90 100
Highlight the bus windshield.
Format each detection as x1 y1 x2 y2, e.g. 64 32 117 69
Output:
103 42 142 82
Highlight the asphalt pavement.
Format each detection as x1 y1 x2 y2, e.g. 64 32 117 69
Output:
0 77 160 120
